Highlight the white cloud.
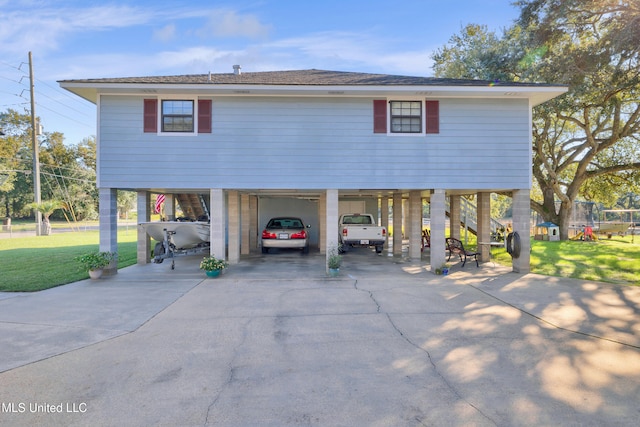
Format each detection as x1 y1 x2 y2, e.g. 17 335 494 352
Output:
0 4 156 55
197 9 272 39
154 24 177 42
264 31 435 76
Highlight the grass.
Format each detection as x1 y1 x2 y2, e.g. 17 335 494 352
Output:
1 225 638 291
490 235 640 285
0 229 138 292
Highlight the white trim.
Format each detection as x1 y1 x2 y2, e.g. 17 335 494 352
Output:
60 82 568 106
383 97 435 137
96 94 102 187
153 96 201 136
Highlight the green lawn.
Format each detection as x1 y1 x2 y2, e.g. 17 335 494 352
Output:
1 228 638 292
0 229 138 292
490 235 640 285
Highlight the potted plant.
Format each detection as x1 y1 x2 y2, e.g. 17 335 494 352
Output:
327 246 342 277
75 251 116 279
199 255 228 277
435 263 450 276
442 263 450 276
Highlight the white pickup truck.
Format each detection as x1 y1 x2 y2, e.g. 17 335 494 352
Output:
339 213 387 253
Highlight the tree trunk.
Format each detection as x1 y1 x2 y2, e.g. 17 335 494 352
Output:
557 200 573 241
41 217 51 236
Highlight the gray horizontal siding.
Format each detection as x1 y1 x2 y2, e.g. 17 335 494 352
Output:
97 95 531 190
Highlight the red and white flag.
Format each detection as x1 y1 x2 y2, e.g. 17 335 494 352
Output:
155 194 165 213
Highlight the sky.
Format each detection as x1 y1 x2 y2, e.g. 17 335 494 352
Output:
0 0 521 146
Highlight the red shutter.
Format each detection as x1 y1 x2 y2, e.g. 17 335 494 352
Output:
198 99 212 133
373 99 387 133
425 100 439 134
143 99 157 133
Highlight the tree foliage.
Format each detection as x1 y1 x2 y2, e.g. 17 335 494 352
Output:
432 0 640 239
0 109 97 221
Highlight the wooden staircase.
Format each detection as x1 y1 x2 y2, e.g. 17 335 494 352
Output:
175 193 209 220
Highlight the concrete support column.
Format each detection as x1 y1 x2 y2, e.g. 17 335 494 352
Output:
165 194 175 221
511 189 531 273
403 199 409 240
392 193 403 256
227 191 240 264
477 192 491 263
325 189 339 272
381 196 389 250
210 189 226 261
241 193 250 255
136 191 151 264
430 189 446 273
409 191 422 260
449 195 461 240
99 188 118 275
318 193 327 253
249 195 258 251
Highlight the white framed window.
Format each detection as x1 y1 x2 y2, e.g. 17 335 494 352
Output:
161 100 194 132
390 101 422 133
144 97 212 135
373 99 439 135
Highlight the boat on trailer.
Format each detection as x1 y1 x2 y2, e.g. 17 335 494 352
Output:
139 221 211 269
139 221 210 248
595 222 631 238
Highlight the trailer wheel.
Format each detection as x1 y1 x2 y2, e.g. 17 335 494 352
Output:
153 242 165 263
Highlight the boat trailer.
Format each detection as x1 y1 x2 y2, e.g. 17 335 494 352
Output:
152 228 210 270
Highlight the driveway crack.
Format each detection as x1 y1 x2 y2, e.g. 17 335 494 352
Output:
353 280 498 426
204 317 252 426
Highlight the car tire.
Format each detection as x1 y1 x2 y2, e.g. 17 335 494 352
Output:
302 245 309 255
262 246 269 254
375 245 383 254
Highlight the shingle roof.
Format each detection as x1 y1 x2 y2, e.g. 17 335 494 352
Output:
59 69 551 87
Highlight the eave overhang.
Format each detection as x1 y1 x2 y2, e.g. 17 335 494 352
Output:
59 81 568 107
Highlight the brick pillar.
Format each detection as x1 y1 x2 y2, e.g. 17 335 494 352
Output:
136 191 150 264
511 189 531 273
210 189 226 261
430 189 446 273
165 194 175 221
325 189 339 272
449 195 461 240
477 192 491 262
392 192 403 255
228 191 240 264
318 193 326 253
403 199 410 240
381 196 389 250
249 195 258 251
99 188 118 275
241 193 250 255
409 191 422 260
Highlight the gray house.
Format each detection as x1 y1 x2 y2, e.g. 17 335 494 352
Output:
59 68 567 273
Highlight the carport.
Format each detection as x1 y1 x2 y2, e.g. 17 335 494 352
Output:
131 187 531 274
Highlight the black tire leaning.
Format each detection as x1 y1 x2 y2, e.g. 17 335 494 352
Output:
506 231 521 259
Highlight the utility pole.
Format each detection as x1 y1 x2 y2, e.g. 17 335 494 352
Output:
29 51 42 235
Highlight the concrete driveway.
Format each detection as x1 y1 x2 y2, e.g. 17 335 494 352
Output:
1 249 639 426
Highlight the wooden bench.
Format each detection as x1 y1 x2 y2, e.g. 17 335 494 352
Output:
445 237 480 267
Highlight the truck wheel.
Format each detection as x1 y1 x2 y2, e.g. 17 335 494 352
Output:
375 245 383 254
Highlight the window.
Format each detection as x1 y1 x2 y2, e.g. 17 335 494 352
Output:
373 99 439 134
390 101 422 133
162 100 194 132
144 99 212 134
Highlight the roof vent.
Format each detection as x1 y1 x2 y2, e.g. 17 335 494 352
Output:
233 65 242 75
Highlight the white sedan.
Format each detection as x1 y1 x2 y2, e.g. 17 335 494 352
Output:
261 217 310 254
